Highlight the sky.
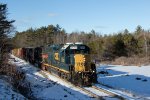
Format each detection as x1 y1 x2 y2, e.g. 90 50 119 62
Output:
1 0 150 34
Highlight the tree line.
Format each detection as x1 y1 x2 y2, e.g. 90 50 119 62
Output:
0 3 149 64
12 25 150 61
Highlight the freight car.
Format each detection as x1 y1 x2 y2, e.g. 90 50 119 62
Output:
12 43 97 86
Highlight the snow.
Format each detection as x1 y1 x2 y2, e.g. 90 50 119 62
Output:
97 64 150 99
6 54 150 100
0 76 26 100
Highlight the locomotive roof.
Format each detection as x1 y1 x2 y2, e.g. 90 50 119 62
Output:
61 44 70 50
23 47 34 49
61 43 89 51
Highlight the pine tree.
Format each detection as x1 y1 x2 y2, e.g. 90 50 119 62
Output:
0 3 14 65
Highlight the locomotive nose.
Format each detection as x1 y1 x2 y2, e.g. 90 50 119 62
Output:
74 54 91 72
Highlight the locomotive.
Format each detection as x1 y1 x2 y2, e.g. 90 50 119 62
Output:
12 42 97 86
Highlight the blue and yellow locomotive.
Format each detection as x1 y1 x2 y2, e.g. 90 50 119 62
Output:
12 43 97 86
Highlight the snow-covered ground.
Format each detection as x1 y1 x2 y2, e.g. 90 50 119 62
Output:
97 64 150 99
2 55 149 100
0 76 26 99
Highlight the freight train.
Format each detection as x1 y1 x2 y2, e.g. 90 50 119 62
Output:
12 43 97 86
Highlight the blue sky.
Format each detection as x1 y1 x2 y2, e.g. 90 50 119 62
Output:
1 0 150 34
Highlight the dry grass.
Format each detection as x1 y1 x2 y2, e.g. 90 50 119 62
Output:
110 56 150 66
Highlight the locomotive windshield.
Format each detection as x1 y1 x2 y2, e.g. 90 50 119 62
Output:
69 45 90 54
60 44 90 55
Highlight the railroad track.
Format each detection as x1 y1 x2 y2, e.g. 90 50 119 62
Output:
76 86 103 99
92 86 115 96
39 70 125 100
95 83 148 100
91 86 125 100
